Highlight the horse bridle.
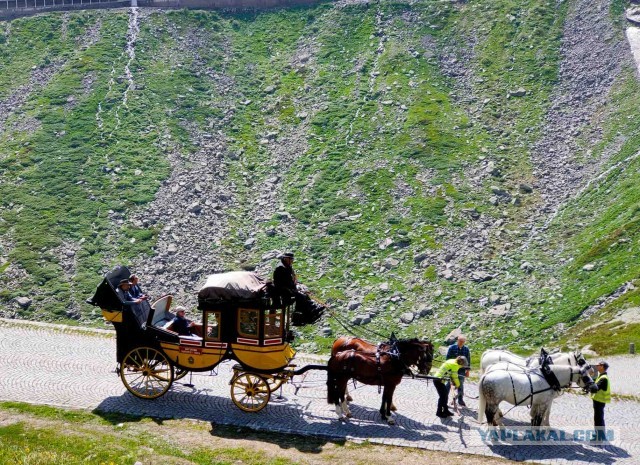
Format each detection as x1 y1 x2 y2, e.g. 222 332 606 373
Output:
569 365 595 391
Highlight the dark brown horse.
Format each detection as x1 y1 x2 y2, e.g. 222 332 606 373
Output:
327 338 432 424
331 336 434 407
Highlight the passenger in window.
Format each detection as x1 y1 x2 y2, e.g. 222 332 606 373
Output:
164 306 196 336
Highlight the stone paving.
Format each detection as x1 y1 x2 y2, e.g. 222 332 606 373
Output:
1 319 638 464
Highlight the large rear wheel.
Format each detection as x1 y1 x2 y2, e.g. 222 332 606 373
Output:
230 372 270 412
121 347 174 399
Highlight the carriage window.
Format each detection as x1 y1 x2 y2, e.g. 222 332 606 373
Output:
238 308 259 338
264 309 283 338
204 311 221 341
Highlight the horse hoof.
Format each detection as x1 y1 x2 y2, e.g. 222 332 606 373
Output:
346 395 353 402
387 419 396 425
390 405 397 412
346 412 352 418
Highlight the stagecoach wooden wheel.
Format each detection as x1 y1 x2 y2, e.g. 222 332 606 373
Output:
230 372 271 412
266 376 286 393
120 347 174 399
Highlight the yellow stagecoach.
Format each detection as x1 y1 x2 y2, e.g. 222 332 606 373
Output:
87 266 316 412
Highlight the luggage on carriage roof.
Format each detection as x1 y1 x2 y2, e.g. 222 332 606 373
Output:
198 271 268 303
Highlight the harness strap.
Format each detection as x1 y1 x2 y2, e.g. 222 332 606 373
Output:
509 372 517 406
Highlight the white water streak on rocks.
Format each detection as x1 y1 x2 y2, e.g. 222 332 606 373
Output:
95 8 140 138
122 7 139 109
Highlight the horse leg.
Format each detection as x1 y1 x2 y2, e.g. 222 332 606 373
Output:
380 384 397 425
543 403 551 426
530 403 544 429
327 371 348 419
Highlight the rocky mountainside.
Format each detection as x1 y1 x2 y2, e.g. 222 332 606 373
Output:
1 0 639 355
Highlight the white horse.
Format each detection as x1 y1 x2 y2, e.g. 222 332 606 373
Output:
478 364 594 427
480 349 585 374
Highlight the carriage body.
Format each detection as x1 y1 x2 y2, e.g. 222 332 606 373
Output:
88 266 297 410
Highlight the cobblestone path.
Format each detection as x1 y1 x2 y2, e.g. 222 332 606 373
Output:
1 319 638 464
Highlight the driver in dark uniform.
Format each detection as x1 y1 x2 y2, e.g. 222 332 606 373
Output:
273 252 297 304
272 252 324 325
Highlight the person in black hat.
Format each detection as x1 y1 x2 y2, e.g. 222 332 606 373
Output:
272 252 324 325
115 279 144 307
589 361 611 440
273 252 297 303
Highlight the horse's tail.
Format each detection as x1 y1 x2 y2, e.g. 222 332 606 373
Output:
477 374 486 423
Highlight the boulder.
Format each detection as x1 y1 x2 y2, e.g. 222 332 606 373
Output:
520 262 534 273
352 314 371 326
444 327 462 345
489 303 512 317
15 297 32 309
261 250 280 261
627 6 640 25
347 300 361 311
583 263 596 271
400 312 415 324
441 269 454 280
519 183 534 194
581 344 599 357
471 271 493 282
383 257 400 269
413 252 429 264
418 305 434 317
320 327 333 337
508 87 527 98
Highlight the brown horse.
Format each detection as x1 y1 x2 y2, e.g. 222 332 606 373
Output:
327 338 432 424
331 336 434 407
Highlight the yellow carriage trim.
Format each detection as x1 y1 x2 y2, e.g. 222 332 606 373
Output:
230 343 296 372
101 309 123 323
160 340 226 369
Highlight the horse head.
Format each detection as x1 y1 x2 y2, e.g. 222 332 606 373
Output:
396 338 432 375
578 365 595 390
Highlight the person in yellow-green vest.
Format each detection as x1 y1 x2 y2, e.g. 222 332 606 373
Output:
589 361 610 439
433 356 468 418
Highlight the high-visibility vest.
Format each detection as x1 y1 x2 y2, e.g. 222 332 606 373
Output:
435 359 461 387
590 373 611 404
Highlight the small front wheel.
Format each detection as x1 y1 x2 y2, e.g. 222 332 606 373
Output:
121 347 174 399
230 372 270 412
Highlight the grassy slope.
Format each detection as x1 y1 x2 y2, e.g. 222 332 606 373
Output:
0 1 638 355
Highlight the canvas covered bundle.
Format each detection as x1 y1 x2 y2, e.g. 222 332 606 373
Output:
198 271 268 302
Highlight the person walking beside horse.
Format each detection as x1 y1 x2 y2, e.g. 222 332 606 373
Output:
589 361 611 441
445 335 470 407
433 356 467 418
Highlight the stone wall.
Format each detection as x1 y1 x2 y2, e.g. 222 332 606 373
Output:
0 0 129 20
0 0 324 21
138 0 320 9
